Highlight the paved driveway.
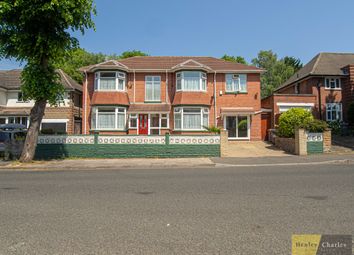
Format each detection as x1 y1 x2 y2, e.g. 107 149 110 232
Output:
223 141 290 157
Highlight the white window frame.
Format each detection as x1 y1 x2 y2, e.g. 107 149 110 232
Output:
326 103 342 122
223 115 251 140
225 74 247 93
325 77 341 90
173 107 209 131
145 76 161 102
92 106 127 130
3 116 29 127
129 114 138 129
95 71 126 91
176 71 207 92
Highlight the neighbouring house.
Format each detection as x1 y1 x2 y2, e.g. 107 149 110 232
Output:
0 69 83 134
261 53 354 132
80 56 264 140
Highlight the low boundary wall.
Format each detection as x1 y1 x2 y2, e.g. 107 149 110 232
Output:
35 134 220 159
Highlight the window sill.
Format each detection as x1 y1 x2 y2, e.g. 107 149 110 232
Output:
324 88 341 91
94 90 126 92
176 90 207 93
144 101 162 103
173 129 209 132
228 137 250 140
91 129 127 132
224 91 248 94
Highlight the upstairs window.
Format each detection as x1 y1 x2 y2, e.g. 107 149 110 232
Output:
145 76 161 101
225 74 247 93
95 71 126 91
176 71 207 91
325 77 341 89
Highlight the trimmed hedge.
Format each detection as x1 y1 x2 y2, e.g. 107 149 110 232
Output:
278 108 313 138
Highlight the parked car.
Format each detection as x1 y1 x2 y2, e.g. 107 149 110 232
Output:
0 124 27 160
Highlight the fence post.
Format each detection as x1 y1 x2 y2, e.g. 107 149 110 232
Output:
165 133 170 145
295 128 307 156
94 131 99 145
220 130 228 157
323 129 332 152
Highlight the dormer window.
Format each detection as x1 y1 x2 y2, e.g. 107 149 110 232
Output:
225 74 247 93
95 71 126 91
176 71 207 91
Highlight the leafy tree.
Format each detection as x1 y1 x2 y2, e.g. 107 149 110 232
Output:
283 56 303 72
252 50 303 98
119 50 148 59
0 0 96 162
57 48 106 83
221 54 247 64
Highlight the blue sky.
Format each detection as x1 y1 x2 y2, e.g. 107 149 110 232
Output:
1 0 354 69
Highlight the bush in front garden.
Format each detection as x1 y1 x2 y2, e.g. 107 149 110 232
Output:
327 120 341 135
278 108 313 138
300 119 328 133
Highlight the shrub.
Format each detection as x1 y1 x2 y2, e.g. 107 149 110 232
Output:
327 120 341 135
278 108 313 138
300 119 328 133
204 126 221 134
348 102 354 127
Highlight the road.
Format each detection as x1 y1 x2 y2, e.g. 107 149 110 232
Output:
0 163 353 254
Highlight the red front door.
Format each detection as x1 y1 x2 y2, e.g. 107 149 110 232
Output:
139 114 148 135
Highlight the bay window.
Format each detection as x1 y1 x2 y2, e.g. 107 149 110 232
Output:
326 103 342 121
145 76 161 101
325 77 341 89
225 74 247 93
176 71 207 91
91 107 126 130
174 107 209 130
95 71 126 91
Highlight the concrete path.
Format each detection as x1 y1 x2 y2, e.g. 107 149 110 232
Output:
222 141 291 157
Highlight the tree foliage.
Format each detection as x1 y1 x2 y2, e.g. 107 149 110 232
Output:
252 50 303 98
56 49 149 83
221 54 247 65
0 0 96 161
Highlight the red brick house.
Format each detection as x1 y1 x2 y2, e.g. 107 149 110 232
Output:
0 69 83 134
262 53 354 130
80 56 264 140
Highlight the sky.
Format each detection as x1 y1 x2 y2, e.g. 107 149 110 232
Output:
1 0 354 69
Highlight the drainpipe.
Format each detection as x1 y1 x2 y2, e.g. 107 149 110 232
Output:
165 70 169 103
84 71 88 134
316 81 322 120
133 70 136 103
214 71 217 126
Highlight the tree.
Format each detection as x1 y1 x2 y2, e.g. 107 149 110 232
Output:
0 0 96 162
252 50 302 98
57 48 106 83
221 54 247 65
119 50 148 59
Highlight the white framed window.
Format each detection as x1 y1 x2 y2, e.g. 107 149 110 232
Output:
160 113 169 128
174 107 209 130
91 106 126 130
94 71 126 91
225 74 247 93
224 115 250 140
7 116 28 127
176 71 207 91
325 77 341 89
145 76 161 101
129 114 138 129
326 103 342 121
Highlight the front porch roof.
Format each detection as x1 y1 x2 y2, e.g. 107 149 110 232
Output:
220 107 256 116
91 92 130 106
128 103 171 113
0 107 31 116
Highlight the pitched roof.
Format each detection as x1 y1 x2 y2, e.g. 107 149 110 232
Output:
0 69 82 91
80 56 263 73
276 52 354 91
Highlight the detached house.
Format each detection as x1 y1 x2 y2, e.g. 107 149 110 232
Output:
80 56 264 140
262 53 354 129
0 69 83 134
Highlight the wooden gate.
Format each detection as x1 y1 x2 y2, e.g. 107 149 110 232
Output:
261 113 271 141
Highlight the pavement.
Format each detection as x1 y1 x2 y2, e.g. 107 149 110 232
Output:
1 153 354 171
0 163 353 254
221 141 291 157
